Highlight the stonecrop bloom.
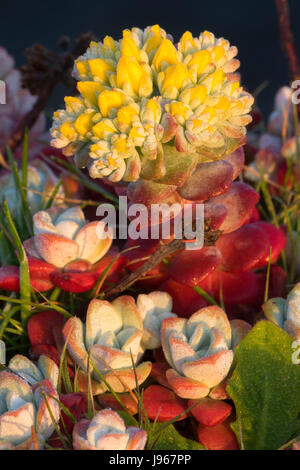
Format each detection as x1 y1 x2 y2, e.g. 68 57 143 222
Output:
51 25 253 182
161 306 250 399
0 370 59 450
263 283 300 340
62 296 153 394
73 409 147 450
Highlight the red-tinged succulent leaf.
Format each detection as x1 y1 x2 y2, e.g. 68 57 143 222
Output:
96 393 138 415
59 393 88 433
159 278 208 317
50 270 97 293
216 224 269 272
245 206 261 224
168 247 222 287
0 265 20 291
209 379 230 400
135 262 169 289
151 362 171 389
127 179 177 206
222 147 245 180
200 270 259 305
178 160 234 202
211 182 260 234
29 344 60 364
142 385 188 422
28 310 65 346
197 418 239 450
28 257 56 291
250 222 286 269
188 398 232 426
204 202 228 230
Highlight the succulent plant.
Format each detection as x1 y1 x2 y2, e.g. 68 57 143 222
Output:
72 408 147 450
51 25 253 184
0 370 59 449
137 290 177 349
8 354 58 389
0 205 120 293
263 283 300 339
161 305 250 399
62 296 152 394
0 159 66 215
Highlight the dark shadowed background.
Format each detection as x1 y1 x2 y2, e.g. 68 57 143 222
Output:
1 0 300 118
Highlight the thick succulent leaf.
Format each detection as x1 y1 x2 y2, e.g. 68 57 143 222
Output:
197 418 239 450
222 146 245 180
216 223 269 272
27 310 64 347
199 270 259 305
127 179 176 207
156 146 198 187
143 385 188 422
168 247 222 287
159 279 208 317
211 182 260 234
250 222 286 269
50 269 97 293
0 266 20 292
204 202 228 230
188 397 232 426
227 321 300 450
178 160 233 202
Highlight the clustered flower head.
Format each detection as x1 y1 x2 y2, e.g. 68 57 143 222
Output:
51 25 254 182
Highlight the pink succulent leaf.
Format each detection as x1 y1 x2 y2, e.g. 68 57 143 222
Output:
178 160 234 202
0 266 20 292
8 354 58 388
168 247 222 287
166 369 210 399
222 146 245 180
216 223 270 272
74 221 113 264
127 179 177 206
211 182 260 234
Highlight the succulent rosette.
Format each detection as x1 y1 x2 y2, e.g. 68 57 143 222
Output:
137 291 177 349
62 296 152 394
73 408 147 450
0 159 66 215
0 205 120 293
7 354 59 389
51 25 253 183
161 305 250 399
0 369 59 449
263 283 300 340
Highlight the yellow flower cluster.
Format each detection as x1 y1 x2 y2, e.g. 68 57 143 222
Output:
51 25 253 182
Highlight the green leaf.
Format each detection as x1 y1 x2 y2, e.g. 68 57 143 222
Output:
151 423 204 451
227 320 300 450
